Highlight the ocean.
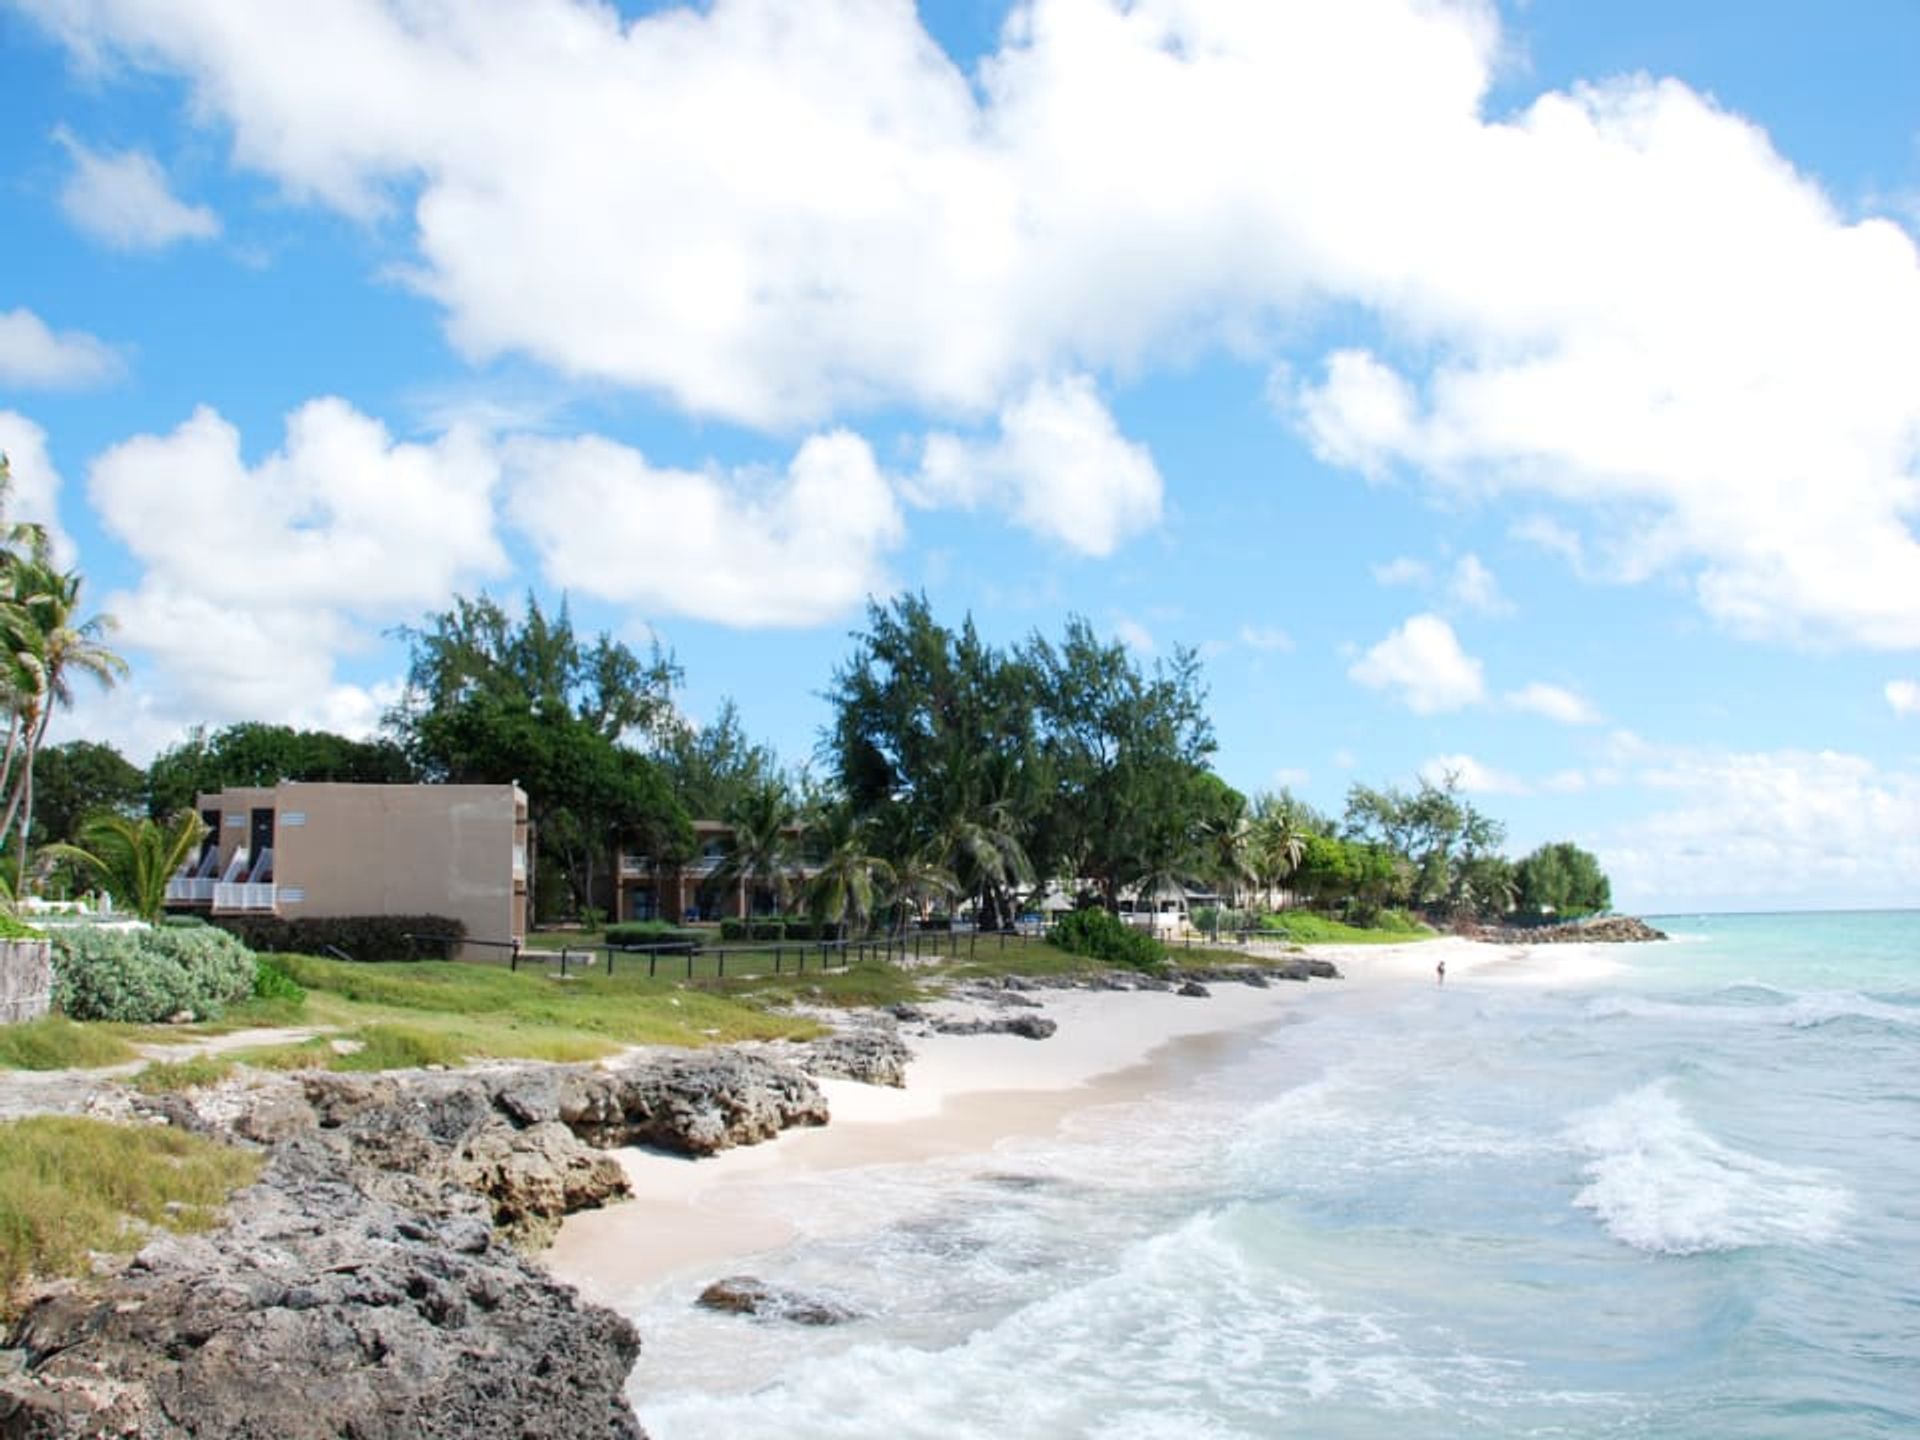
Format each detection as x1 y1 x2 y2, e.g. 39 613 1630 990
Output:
612 912 1920 1438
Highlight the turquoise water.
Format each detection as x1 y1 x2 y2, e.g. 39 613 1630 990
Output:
623 912 1920 1438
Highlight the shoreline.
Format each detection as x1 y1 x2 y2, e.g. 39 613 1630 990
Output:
547 934 1578 1306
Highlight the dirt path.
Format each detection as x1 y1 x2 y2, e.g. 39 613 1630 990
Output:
0 1025 339 1121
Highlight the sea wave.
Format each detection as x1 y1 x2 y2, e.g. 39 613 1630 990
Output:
1566 1081 1851 1255
1585 988 1919 1031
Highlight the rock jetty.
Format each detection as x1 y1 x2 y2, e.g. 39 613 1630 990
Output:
1459 915 1667 944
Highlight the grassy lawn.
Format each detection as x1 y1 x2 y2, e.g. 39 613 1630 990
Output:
0 1115 263 1319
0 1015 138 1071
1247 912 1436 945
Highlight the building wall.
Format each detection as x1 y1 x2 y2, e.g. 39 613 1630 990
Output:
205 786 276 876
197 783 528 953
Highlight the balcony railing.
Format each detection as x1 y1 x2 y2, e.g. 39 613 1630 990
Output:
213 882 277 912
165 876 216 904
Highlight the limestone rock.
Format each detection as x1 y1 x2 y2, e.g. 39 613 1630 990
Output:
695 1276 860 1327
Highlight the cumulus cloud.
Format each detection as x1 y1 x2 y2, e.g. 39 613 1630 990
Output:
1507 681 1603 726
503 429 903 628
0 307 123 387
1372 556 1429 587
1597 739 1920 910
1112 617 1155 654
1348 613 1485 714
0 411 77 563
1420 753 1528 796
24 0 1920 644
53 127 219 250
86 398 507 726
1238 624 1293 652
1887 680 1920 717
912 375 1162 556
1447 553 1509 615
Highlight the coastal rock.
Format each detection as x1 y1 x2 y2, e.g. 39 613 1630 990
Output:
1457 916 1667 945
931 1013 1058 1041
557 1053 829 1155
1177 980 1211 998
0 1136 645 1439
796 1031 913 1088
695 1276 860 1327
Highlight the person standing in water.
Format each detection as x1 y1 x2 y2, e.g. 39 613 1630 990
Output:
1436 957 1446 985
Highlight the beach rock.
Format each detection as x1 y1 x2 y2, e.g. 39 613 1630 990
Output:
0 1136 645 1439
1456 916 1667 945
1177 980 1211 998
1241 971 1271 989
558 1053 829 1155
695 1277 860 1327
797 1031 912 1088
931 1013 1058 1041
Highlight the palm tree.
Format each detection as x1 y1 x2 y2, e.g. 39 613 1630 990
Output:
45 812 208 923
712 782 799 918
0 556 128 889
804 806 894 938
1194 814 1256 917
1249 802 1309 911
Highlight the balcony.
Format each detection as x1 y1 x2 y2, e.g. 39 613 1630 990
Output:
512 844 527 880
165 876 216 905
213 882 277 912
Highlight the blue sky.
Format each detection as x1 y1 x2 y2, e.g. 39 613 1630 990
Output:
3 0 1918 913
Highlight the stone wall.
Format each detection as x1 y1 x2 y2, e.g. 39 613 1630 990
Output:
0 937 53 1023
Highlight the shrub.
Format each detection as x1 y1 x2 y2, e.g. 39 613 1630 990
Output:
1048 908 1165 971
718 918 747 941
160 914 208 929
52 926 258 1023
0 914 43 941
604 921 703 948
748 920 785 941
208 914 465 962
252 956 307 1005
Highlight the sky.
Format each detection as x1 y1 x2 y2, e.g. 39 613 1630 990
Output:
3 0 1919 915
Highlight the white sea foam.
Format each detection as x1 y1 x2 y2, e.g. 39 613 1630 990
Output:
1566 1081 1851 1255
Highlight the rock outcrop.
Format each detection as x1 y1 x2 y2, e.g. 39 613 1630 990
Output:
793 1030 912 1088
0 1136 644 1440
931 1013 1058 1040
0 1050 836 1438
695 1276 861 1327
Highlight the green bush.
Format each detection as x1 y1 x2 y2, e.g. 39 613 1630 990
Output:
52 925 258 1023
209 914 465 961
748 920 785 941
0 914 43 941
604 921 702 948
252 956 307 1004
1048 908 1165 970
718 918 747 941
160 914 208 929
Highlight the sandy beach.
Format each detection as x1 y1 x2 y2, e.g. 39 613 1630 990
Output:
546 936 1608 1308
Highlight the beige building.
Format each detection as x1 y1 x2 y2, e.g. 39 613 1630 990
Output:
167 783 529 954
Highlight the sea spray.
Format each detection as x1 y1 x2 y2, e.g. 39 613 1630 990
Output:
1566 1080 1852 1255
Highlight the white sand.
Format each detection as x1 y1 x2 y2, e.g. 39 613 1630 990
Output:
545 936 1614 1304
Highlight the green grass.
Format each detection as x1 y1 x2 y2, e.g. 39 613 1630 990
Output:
130 1054 239 1093
0 1115 263 1318
1254 912 1435 945
0 1016 138 1071
276 954 823 1055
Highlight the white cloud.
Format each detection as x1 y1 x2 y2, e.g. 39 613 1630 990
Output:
0 307 123 387
86 398 507 727
504 429 902 628
913 375 1162 556
1420 753 1528 796
26 0 1920 647
1371 556 1429 586
53 127 219 250
1887 680 1920 717
1598 742 1920 910
1510 515 1586 569
1272 766 1311 787
1447 553 1509 615
1349 613 1485 714
1507 680 1603 726
1112 617 1155 655
0 410 77 564
1238 624 1293 652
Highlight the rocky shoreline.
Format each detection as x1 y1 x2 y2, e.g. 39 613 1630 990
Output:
1452 914 1668 945
0 962 1330 1438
